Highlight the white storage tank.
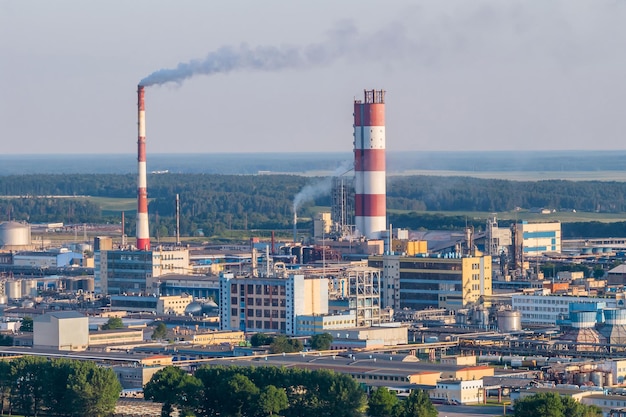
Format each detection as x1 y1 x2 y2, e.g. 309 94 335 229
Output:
497 310 522 332
0 221 31 247
6 280 22 300
21 279 38 297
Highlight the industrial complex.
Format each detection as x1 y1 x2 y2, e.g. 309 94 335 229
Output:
3 88 626 416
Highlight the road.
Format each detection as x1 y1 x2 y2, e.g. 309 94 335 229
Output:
435 404 506 417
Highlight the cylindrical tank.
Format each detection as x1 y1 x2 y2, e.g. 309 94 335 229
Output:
604 308 626 325
0 221 31 246
605 372 614 387
0 294 7 304
571 311 597 329
6 280 22 300
478 355 502 364
591 371 604 387
473 307 489 327
21 279 37 297
581 248 593 255
592 247 603 254
497 310 522 332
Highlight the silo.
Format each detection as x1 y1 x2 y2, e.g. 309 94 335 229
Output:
21 279 37 298
6 280 22 300
0 221 31 247
599 308 626 351
591 371 604 387
571 311 597 328
560 311 604 352
497 310 522 332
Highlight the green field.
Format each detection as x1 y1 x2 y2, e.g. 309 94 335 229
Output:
387 209 626 223
389 170 626 182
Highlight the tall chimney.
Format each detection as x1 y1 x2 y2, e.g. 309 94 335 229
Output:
136 85 150 250
354 89 386 239
175 193 181 246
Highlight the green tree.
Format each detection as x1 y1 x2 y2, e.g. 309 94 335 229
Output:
152 322 168 340
514 392 565 417
20 317 33 332
250 333 273 347
67 361 122 417
270 336 303 354
0 360 13 414
368 387 399 417
258 385 288 416
223 374 260 417
102 317 124 330
396 389 437 417
145 366 202 417
309 333 333 351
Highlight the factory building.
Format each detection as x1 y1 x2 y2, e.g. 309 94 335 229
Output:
13 248 83 268
33 311 89 351
511 295 614 326
98 247 190 295
218 273 328 336
515 221 561 257
353 89 386 239
368 254 492 311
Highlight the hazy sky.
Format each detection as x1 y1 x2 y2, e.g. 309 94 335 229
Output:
1 1 625 154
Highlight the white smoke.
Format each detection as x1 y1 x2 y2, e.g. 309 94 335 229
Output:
293 160 352 213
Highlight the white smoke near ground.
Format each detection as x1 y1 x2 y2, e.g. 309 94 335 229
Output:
293 160 353 213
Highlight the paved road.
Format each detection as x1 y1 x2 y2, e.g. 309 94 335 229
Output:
435 404 506 417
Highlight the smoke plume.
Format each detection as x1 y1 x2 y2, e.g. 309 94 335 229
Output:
139 21 410 87
292 160 352 213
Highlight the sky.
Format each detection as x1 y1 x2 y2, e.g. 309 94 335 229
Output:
1 0 625 155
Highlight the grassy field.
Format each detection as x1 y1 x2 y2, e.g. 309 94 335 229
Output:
387 209 626 223
389 170 626 182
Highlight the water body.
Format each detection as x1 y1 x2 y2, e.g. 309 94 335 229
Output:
2 151 626 177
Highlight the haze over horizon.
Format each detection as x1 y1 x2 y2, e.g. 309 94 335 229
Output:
1 1 625 155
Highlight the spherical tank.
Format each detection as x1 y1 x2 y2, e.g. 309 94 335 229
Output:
497 310 522 332
571 311 597 329
0 221 31 247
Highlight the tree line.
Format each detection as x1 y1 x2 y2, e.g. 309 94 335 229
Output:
0 356 121 417
144 365 366 417
1 174 626 238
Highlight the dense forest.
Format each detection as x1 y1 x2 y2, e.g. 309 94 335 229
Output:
0 174 625 238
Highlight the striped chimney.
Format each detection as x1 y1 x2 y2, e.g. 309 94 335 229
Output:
354 89 386 239
136 85 150 250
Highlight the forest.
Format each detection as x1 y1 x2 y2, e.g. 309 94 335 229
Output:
0 174 625 238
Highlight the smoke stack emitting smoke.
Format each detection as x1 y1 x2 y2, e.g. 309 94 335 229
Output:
136 86 150 250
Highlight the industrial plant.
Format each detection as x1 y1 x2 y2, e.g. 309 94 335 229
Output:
3 87 626 417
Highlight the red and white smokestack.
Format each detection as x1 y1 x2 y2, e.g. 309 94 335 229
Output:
354 89 386 239
136 85 150 250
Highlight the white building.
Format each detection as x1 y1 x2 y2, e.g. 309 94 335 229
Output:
431 379 484 404
219 273 328 336
33 311 89 351
512 294 614 325
516 221 562 257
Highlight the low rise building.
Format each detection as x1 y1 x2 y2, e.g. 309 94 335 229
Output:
431 379 484 404
33 311 89 351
